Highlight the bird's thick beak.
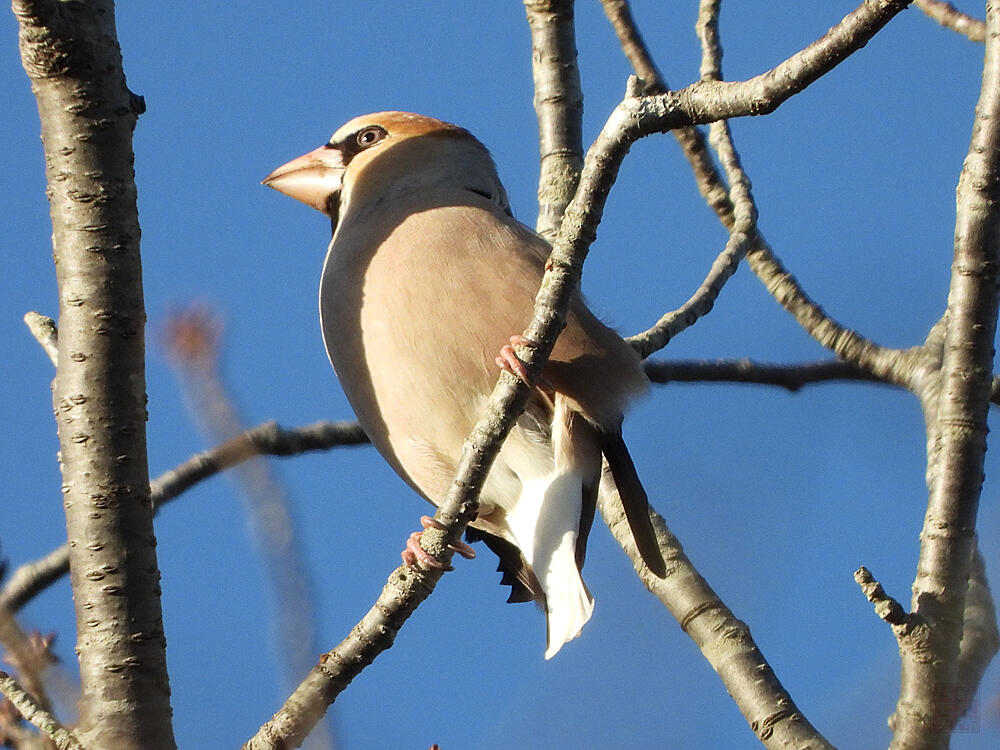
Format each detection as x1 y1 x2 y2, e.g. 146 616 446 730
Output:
262 145 345 215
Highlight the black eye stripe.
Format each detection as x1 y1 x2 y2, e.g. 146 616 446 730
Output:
324 124 389 164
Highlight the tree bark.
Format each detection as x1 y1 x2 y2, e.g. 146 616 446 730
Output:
12 1 175 747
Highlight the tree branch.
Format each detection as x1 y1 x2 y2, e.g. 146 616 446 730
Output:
855 566 913 631
599 0 665 94
0 421 369 614
163 306 336 750
599 480 834 749
643 357 888 390
628 0 759 358
604 1 917 383
524 0 584 240
23 313 57 366
893 3 1000 745
12 0 172 746
916 0 986 42
0 671 81 750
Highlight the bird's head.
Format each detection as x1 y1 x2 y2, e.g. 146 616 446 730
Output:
263 111 509 228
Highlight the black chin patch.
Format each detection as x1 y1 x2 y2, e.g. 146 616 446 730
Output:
327 193 341 234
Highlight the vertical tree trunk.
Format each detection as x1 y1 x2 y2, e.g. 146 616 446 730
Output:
12 1 176 747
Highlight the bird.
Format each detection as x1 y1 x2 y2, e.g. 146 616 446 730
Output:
263 112 664 659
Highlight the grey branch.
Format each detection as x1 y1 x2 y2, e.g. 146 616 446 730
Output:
892 3 1000 746
0 421 369 613
915 0 986 42
599 479 834 749
629 0 759 359
643 358 888 390
604 1 913 383
600 0 665 94
524 0 585 240
854 566 911 630
0 671 82 750
23 313 57 366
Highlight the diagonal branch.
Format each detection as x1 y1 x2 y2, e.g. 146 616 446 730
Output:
524 0 585 240
628 0 758 358
916 0 986 42
0 420 369 614
0 671 82 750
604 0 916 384
600 0 665 94
599 484 834 749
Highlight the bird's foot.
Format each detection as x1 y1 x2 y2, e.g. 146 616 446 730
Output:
496 334 539 383
401 515 477 571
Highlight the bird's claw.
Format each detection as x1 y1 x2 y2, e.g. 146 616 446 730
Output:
401 515 477 571
495 334 539 383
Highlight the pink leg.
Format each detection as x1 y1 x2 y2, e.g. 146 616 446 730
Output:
495 334 539 383
401 515 477 570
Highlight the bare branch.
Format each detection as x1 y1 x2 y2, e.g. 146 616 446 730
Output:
855 566 912 630
600 0 733 224
0 549 69 616
524 0 584 240
22 313 57 366
631 1 910 128
643 357 889 390
0 421 369 613
916 0 986 42
599 480 834 749
0 671 81 750
893 4 1000 745
629 0 759 358
603 1 915 382
600 0 665 93
163 306 336 750
12 0 173 745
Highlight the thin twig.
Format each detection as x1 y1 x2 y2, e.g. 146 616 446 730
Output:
0 671 82 750
23 313 57 366
0 421 369 613
916 0 986 42
604 1 915 384
600 0 665 93
163 306 337 750
855 566 911 629
629 0 758 359
643 357 888 390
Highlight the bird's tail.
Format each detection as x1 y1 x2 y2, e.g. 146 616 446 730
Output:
506 473 595 659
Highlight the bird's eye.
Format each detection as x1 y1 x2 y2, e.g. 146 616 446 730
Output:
356 126 387 148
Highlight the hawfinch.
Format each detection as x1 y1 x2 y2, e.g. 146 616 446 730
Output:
264 112 663 659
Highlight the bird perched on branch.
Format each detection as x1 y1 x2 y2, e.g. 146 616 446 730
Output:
264 112 664 659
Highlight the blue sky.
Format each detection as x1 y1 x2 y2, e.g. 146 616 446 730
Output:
2 1 999 748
